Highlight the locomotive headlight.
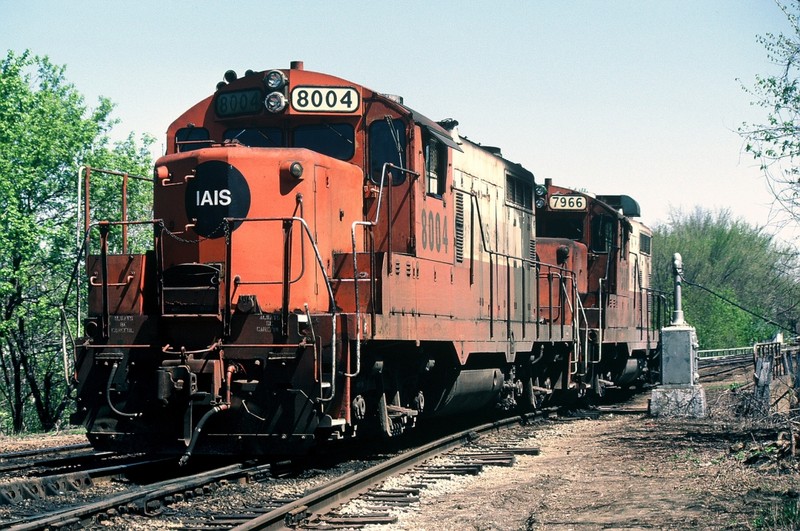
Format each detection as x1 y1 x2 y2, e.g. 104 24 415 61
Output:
265 91 288 113
264 70 287 90
281 160 304 180
289 161 303 178
534 184 547 209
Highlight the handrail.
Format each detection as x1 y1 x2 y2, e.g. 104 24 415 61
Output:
697 346 757 359
60 305 76 384
162 341 222 357
228 196 307 287
224 215 337 402
84 219 161 339
349 163 418 379
595 278 604 364
89 273 134 287
555 272 582 375
573 288 590 375
223 216 336 313
451 185 581 344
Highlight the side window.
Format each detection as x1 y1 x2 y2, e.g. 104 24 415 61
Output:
369 118 406 185
505 174 532 211
293 123 355 160
591 215 615 253
425 135 447 197
640 233 652 255
176 127 212 152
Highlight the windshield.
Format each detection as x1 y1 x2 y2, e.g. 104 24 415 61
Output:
223 127 283 147
293 123 355 160
216 122 356 161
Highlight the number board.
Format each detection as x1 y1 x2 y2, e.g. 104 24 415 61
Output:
215 89 263 117
290 86 360 113
548 195 587 211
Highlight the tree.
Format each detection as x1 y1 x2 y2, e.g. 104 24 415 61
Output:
0 50 153 433
739 0 800 228
652 208 800 349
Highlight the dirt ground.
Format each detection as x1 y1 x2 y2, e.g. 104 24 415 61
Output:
0 430 86 454
394 371 800 531
3 369 800 530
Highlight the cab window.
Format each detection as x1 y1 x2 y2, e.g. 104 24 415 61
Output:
425 135 447 197
640 233 652 255
369 118 406 185
224 127 283 147
537 216 584 240
293 123 354 160
591 215 615 253
176 127 212 152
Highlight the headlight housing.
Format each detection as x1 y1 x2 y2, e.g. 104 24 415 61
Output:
264 70 287 90
265 92 288 113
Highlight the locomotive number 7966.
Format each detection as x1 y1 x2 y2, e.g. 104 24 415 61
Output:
548 195 587 211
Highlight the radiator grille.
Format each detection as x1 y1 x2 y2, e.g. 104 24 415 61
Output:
455 192 465 263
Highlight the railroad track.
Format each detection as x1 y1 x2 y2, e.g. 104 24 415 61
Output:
0 443 95 475
3 460 273 530
0 443 128 507
198 413 546 531
0 400 649 529
1 412 548 530
698 354 752 380
232 421 524 530
0 453 176 508
0 441 275 529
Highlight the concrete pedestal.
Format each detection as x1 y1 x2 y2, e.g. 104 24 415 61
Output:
650 385 707 418
651 324 707 418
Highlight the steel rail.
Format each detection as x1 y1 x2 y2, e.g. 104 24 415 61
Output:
231 412 539 531
0 442 92 463
0 447 110 476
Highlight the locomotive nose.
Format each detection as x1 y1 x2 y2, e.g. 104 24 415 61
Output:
185 160 251 239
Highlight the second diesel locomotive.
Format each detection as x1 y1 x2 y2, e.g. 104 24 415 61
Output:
71 62 659 460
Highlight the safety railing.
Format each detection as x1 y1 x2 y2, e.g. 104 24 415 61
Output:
62 219 161 383
349 163 419 379
700 342 785 379
451 185 579 344
697 346 754 360
224 215 338 401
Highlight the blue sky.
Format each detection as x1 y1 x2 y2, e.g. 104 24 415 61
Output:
1 1 792 236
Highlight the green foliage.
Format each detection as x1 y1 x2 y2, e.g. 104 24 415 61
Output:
0 49 153 433
739 0 800 226
753 497 800 530
652 208 800 349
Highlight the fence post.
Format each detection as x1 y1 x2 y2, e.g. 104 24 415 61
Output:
752 343 773 417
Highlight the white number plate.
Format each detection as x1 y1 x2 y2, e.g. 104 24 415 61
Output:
290 86 360 113
548 195 587 210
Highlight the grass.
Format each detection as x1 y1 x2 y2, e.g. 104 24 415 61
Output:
753 497 800 530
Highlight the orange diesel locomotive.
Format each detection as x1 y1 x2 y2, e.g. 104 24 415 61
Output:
534 181 659 402
71 63 658 460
